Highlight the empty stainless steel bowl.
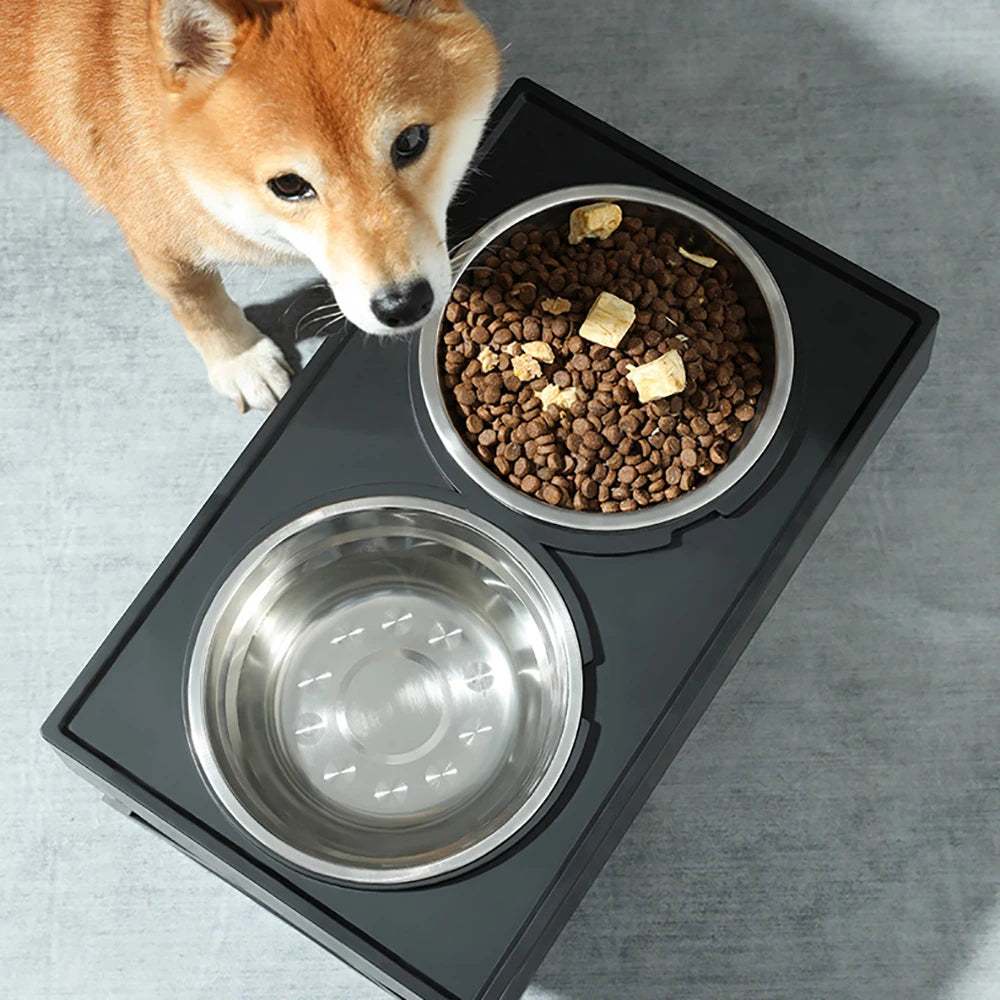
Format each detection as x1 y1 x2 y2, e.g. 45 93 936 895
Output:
418 184 795 531
186 497 583 885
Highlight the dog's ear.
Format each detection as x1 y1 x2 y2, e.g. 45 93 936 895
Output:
152 0 260 82
349 0 463 17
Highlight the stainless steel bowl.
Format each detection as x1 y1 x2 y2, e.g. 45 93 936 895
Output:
186 497 583 885
419 184 795 532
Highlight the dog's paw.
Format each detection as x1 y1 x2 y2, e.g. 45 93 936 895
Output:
207 337 294 413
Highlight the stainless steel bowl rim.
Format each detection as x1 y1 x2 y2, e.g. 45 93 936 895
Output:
418 183 795 532
186 495 584 885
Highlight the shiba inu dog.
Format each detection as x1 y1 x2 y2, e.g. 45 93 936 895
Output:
0 0 500 410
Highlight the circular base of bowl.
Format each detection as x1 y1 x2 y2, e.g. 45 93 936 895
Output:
276 585 518 823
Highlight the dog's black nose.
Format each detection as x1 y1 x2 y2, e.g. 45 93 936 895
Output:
370 279 434 329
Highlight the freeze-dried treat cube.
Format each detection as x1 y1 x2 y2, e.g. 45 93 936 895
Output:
512 354 543 382
478 347 500 372
626 349 686 402
569 202 623 245
522 341 555 363
536 384 579 410
540 297 572 315
580 292 636 349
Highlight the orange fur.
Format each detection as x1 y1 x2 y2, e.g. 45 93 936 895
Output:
0 0 500 410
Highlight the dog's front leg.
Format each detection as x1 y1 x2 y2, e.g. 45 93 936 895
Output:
131 247 293 412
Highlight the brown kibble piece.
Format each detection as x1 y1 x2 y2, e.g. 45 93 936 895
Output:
513 282 537 304
541 484 563 505
620 413 641 436
523 316 542 339
709 440 728 465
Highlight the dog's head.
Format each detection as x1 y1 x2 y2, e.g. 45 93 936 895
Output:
152 0 500 334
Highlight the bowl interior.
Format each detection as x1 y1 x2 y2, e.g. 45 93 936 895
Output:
190 501 581 882
422 187 792 531
456 197 778 454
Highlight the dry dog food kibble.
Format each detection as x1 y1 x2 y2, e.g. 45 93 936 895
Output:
439 204 765 513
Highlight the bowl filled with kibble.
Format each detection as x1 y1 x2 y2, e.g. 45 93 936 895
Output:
418 184 794 531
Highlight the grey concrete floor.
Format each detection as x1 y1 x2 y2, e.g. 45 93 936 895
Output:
2 1 998 998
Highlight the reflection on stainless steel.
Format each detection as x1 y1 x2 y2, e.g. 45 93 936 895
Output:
186 497 583 885
418 184 795 532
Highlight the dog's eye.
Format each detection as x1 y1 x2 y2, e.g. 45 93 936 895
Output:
391 124 430 169
268 174 315 201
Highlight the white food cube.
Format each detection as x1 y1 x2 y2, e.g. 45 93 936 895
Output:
579 292 636 349
536 384 578 410
512 354 543 382
569 202 624 244
478 347 500 372
522 341 555 363
625 349 687 402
